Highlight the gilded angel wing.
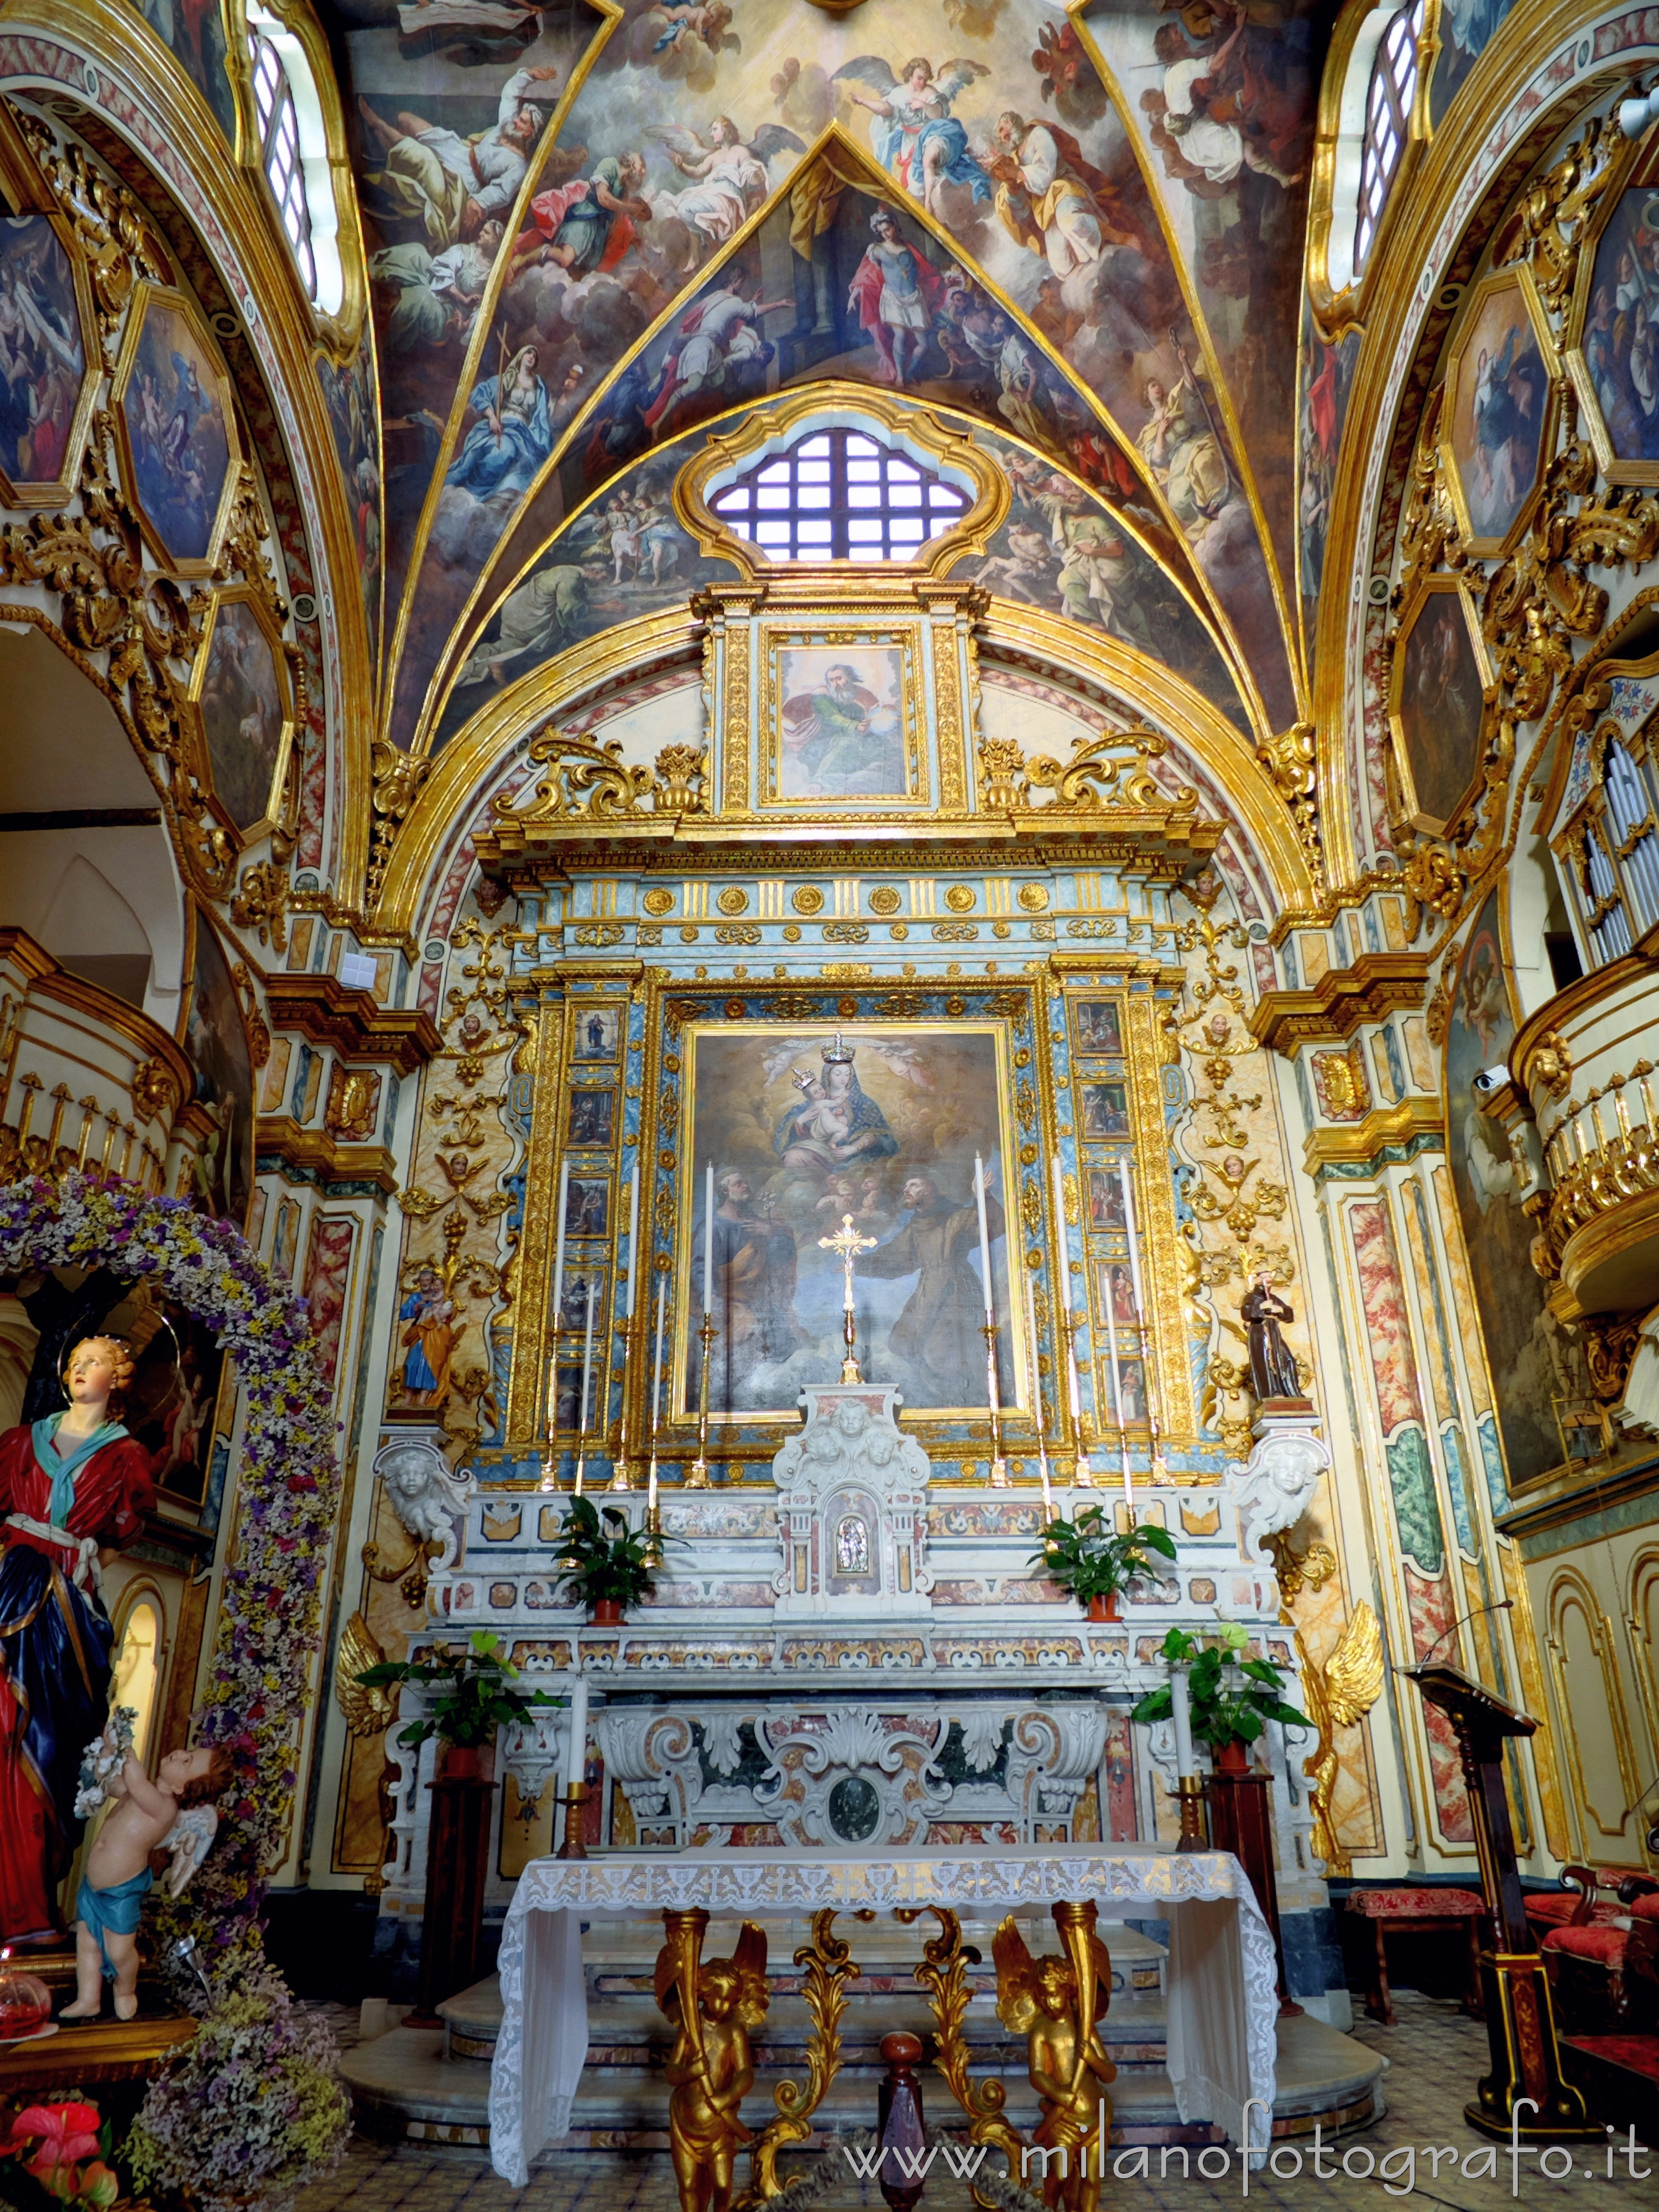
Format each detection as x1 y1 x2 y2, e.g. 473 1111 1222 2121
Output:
336 1614 397 1738
1322 1602 1385 1731
992 1914 1040 2034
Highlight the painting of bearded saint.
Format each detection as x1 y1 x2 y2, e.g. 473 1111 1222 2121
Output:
777 645 908 800
682 1027 1018 1418
1444 891 1588 1486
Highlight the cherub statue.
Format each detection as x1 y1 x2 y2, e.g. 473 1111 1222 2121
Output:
993 1907 1117 2212
61 1723 233 2023
654 1921 769 2212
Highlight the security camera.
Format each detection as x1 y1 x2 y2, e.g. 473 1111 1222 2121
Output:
1473 1065 1509 1094
1620 86 1659 138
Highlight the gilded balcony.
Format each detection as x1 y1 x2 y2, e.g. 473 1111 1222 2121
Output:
1514 954 1659 1313
0 929 209 1196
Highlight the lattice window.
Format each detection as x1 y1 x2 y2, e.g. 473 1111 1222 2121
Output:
1354 0 1426 272
249 29 316 299
707 429 970 562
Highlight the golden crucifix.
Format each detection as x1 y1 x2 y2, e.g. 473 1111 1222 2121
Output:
818 1211 877 1383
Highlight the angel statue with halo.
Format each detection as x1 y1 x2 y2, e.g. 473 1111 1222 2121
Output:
655 1919 769 2212
993 1905 1117 2212
61 1714 233 2022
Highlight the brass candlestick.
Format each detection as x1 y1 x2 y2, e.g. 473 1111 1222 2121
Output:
1176 1775 1208 1853
556 1780 590 1860
1060 1309 1095 1488
982 1317 1009 1488
539 1331 564 1494
686 1311 717 1489
608 1312 638 1491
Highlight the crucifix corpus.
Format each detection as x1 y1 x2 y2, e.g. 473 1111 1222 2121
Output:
819 1211 877 1383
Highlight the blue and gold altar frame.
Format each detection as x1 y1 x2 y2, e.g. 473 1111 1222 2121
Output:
502 962 1194 1478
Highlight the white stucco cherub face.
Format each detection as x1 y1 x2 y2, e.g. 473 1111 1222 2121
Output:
832 1401 867 1439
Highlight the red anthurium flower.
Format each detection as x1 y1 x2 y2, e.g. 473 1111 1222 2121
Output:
10 2101 101 2184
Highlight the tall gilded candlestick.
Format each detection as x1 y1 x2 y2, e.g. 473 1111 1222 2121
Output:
572 1275 596 1499
1051 1154 1093 1488
542 1160 572 1493
609 1166 641 1492
1027 1293 1055 1522
646 1275 666 1538
687 1165 716 1489
975 1154 1008 1489
1118 1157 1167 1484
1102 1274 1133 1510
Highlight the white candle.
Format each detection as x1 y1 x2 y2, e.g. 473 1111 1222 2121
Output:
1051 1154 1071 1314
649 1276 666 1513
703 1162 715 1314
624 1165 640 1319
552 1159 570 1325
564 1673 588 1793
1170 1662 1194 1777
575 1276 596 1495
974 1154 995 1319
1103 1288 1131 1509
1119 1158 1146 1322
1028 1293 1054 1520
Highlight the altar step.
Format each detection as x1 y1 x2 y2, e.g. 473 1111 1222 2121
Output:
341 1917 1385 2156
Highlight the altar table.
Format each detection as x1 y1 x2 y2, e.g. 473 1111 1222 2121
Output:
488 1845 1279 2188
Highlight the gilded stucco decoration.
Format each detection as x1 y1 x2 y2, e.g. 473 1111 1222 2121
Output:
0 100 303 909
390 915 528 1458
1166 874 1305 1460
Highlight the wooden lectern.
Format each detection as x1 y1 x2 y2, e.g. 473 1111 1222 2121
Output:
1405 1665 1597 2141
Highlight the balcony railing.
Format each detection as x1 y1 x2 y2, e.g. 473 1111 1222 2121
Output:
0 930 210 1197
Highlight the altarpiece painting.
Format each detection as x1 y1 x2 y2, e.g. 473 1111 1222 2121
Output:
677 1025 1020 1420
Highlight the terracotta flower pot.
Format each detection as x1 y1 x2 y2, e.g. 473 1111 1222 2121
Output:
1086 1592 1120 1623
588 1598 624 1625
437 1741 494 1783
1214 1738 1251 1775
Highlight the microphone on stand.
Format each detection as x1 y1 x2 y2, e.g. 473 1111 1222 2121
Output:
1416 1597 1514 1670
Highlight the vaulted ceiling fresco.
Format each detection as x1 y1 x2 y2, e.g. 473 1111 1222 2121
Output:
320 0 1333 760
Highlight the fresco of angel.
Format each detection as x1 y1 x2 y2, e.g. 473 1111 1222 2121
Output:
647 117 804 270
833 55 993 217
993 1911 1117 2212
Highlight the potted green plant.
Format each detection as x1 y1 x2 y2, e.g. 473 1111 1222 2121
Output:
1029 1506 1177 1622
1131 1623 1311 1770
549 1495 662 1624
356 1628 560 1780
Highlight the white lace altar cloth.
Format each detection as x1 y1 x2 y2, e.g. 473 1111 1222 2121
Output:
488 1844 1278 2187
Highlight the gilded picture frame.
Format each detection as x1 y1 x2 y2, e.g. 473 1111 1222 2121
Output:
1387 573 1493 834
1437 265 1557 562
111 281 242 581
189 584 296 845
758 622 928 810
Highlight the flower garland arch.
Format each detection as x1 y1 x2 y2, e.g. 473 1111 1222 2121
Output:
0 1173 338 1951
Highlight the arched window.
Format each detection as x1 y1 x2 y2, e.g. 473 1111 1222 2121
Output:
244 5 343 315
111 1595 165 1762
706 428 971 562
1354 0 1427 271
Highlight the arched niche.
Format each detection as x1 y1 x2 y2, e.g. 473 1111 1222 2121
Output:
0 623 186 1030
